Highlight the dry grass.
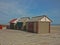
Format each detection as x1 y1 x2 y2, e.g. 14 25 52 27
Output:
0 26 60 45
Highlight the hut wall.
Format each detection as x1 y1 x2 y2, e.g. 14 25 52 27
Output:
34 22 38 33
26 22 38 33
10 23 15 29
49 22 50 33
36 22 38 33
27 22 34 33
38 22 49 33
34 22 36 33
26 22 28 31
22 22 26 30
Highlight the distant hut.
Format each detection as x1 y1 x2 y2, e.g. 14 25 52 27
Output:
16 17 30 30
9 18 17 29
0 25 7 30
26 15 52 33
0 25 2 30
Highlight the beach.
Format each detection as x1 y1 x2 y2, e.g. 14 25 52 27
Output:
0 25 60 45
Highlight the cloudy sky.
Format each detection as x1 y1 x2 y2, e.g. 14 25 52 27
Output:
0 0 60 24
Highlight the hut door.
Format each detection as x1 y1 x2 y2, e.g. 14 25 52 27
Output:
28 22 34 32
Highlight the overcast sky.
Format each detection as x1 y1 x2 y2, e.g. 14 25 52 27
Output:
0 0 60 24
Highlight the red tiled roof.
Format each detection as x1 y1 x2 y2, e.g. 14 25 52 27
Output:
10 19 17 23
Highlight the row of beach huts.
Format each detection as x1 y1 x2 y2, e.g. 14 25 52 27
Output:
0 15 52 34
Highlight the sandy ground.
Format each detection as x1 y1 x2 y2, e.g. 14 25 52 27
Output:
0 26 60 45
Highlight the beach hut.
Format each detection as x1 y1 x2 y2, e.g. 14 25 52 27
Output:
0 25 2 30
9 18 17 29
0 25 7 30
17 17 30 30
26 15 52 33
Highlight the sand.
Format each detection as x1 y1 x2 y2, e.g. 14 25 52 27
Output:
0 26 60 45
